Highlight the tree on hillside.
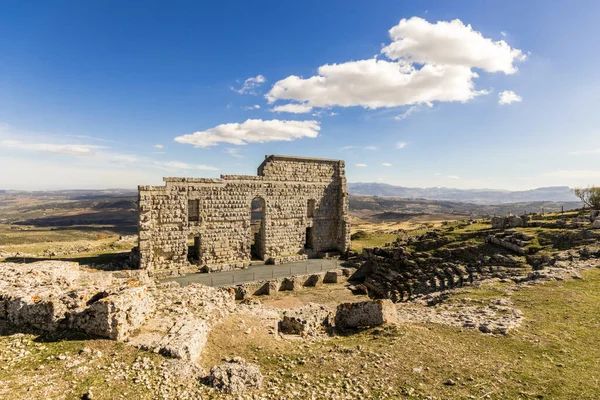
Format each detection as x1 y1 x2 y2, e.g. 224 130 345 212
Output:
571 186 600 209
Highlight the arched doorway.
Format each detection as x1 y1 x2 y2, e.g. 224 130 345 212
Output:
250 197 266 260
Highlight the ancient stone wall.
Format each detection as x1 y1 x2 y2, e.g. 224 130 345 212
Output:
138 155 350 275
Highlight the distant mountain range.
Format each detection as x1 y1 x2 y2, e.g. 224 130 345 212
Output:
348 183 579 204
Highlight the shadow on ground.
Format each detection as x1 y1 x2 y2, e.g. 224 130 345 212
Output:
2 252 132 269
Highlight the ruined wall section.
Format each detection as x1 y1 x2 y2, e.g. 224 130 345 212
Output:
138 156 350 275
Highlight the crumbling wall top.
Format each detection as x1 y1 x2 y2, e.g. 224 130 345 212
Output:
257 154 345 182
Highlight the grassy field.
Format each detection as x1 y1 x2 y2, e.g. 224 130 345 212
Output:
206 268 600 399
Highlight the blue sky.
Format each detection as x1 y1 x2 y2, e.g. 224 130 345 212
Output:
1 0 599 190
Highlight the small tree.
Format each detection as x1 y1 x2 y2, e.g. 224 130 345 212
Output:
571 186 600 209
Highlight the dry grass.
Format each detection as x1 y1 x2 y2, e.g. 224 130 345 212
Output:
202 269 600 399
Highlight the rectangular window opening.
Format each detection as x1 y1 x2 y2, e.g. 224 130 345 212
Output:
305 227 313 249
188 199 200 222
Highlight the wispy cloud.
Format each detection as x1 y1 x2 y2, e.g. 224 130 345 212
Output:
381 162 392 166
154 161 218 171
243 104 261 110
0 139 105 156
542 170 600 180
232 75 266 95
448 175 460 179
394 105 420 121
355 163 368 167
568 148 600 155
65 135 112 143
224 147 244 158
396 141 408 149
364 145 378 151
154 144 164 149
340 145 355 151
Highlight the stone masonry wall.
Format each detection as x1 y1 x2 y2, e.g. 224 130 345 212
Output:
138 155 350 275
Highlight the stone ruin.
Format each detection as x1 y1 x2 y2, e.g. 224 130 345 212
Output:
137 155 350 276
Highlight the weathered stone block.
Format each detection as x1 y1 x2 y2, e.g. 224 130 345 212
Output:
73 286 155 340
279 303 333 335
157 318 209 362
334 300 398 329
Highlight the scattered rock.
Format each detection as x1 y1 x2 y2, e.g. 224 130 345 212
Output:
208 357 263 395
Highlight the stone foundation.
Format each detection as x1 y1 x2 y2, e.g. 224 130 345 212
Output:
226 268 355 300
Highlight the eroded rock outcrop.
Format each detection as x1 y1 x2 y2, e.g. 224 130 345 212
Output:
0 261 153 340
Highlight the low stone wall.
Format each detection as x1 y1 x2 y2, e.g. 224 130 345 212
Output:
225 268 355 300
486 231 535 256
267 254 309 265
491 215 529 229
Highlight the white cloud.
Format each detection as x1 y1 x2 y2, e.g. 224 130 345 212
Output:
0 139 105 156
448 175 460 179
225 147 244 158
154 144 164 149
267 59 484 109
340 145 355 151
155 161 218 171
364 145 378 151
396 141 408 149
174 119 320 148
498 90 522 105
243 104 261 110
271 103 313 114
266 17 524 112
356 163 368 167
501 31 507 37
382 18 525 74
382 162 392 166
233 75 267 95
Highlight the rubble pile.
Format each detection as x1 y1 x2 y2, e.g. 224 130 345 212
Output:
208 357 263 395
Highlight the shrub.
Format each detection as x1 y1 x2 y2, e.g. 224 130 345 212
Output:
571 186 600 209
